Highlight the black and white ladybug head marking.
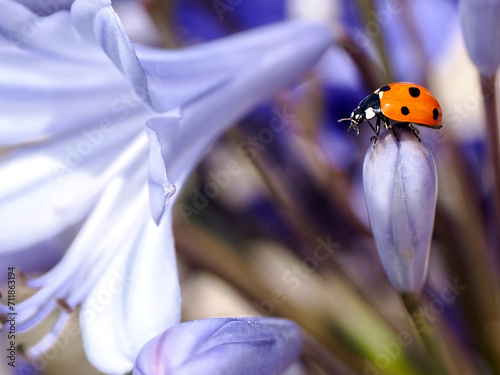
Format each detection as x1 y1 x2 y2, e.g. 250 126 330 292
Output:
350 107 365 125
338 92 381 135
343 107 366 135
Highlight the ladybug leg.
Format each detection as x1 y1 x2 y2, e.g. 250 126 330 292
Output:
367 119 377 135
408 123 422 142
348 123 360 135
368 117 381 146
384 119 400 141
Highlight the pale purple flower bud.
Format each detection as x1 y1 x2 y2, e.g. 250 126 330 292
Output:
133 317 303 375
460 0 500 76
363 129 438 292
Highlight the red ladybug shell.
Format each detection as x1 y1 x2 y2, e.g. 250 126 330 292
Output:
375 82 443 128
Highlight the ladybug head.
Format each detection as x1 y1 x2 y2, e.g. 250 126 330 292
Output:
338 108 365 135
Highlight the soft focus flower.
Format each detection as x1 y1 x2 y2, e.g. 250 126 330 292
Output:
0 0 330 373
363 128 438 292
133 317 303 375
460 0 500 77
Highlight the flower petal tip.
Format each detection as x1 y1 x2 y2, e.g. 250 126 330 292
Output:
145 118 180 225
71 0 153 106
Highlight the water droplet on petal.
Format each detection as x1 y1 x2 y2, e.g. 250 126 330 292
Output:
163 180 176 201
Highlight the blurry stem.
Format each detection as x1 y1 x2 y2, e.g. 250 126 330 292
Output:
435 141 500 375
399 0 428 84
480 74 500 251
479 74 500 374
141 0 178 48
290 86 372 237
225 128 324 254
174 220 365 374
226 128 400 330
302 331 357 375
338 32 384 89
401 292 452 375
354 0 394 83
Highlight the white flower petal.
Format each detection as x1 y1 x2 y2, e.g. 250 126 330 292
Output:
0 2 331 373
0 120 146 254
71 0 153 107
0 0 141 145
145 119 178 225
135 20 329 112
13 0 72 15
81 203 181 374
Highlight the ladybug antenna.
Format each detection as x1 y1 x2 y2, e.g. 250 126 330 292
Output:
338 117 351 123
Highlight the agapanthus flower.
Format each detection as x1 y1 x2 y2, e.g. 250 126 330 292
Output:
0 0 330 373
460 0 500 77
133 317 303 375
363 127 438 292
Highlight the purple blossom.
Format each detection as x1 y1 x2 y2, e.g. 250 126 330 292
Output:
363 128 438 292
133 317 303 375
0 0 330 373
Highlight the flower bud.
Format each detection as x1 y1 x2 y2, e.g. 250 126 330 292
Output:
133 317 303 375
460 0 500 76
363 128 438 292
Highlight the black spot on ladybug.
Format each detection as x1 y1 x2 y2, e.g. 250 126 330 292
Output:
401 106 410 116
409 87 420 98
433 108 439 120
379 85 391 92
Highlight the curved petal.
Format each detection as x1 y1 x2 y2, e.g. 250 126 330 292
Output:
145 118 178 225
71 0 153 107
0 0 147 145
135 20 329 112
133 317 303 375
6 157 148 328
0 116 147 254
81 204 181 374
14 0 72 16
146 21 331 222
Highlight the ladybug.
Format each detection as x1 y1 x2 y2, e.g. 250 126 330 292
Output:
339 82 443 142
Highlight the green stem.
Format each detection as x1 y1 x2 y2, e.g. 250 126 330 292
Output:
174 221 366 374
338 32 385 89
302 331 362 375
142 0 178 48
354 0 395 83
401 292 451 375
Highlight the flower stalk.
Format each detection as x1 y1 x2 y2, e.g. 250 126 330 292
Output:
401 292 454 375
479 73 500 375
353 0 395 84
480 74 500 249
